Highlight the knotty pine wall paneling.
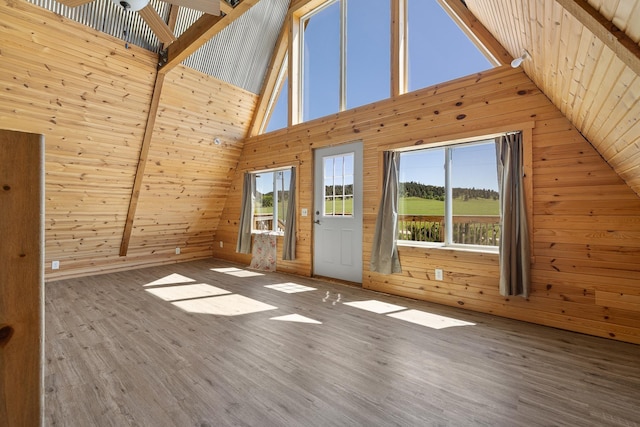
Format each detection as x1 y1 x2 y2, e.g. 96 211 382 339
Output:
0 0 156 280
0 0 256 280
126 67 257 263
214 66 640 344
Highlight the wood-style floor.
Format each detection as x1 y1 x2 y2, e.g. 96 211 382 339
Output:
45 259 640 426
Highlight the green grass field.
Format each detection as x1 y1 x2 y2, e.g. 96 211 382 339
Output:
258 197 498 216
399 196 499 216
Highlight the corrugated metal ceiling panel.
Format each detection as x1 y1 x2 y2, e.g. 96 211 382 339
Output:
175 0 289 93
27 0 168 52
26 0 289 93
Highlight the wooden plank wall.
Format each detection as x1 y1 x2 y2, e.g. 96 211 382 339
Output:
125 67 256 265
0 130 44 427
0 0 256 280
214 65 640 344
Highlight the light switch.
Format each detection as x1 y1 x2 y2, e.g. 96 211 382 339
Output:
301 208 308 217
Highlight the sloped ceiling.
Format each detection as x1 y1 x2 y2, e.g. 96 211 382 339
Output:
465 0 640 197
27 0 289 94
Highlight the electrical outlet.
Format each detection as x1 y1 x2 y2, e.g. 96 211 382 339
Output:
301 208 308 217
52 260 60 270
219 241 223 248
435 268 443 281
175 248 181 255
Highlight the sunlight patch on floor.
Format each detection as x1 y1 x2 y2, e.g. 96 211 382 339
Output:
265 283 317 294
343 300 407 314
211 267 264 277
387 309 476 329
172 294 277 316
270 314 322 324
145 284 231 302
144 273 196 287
210 267 243 273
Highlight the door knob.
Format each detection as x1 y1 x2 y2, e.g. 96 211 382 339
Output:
314 220 321 225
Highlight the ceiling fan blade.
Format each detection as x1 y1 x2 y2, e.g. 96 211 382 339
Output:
56 0 94 7
138 4 177 45
165 0 220 16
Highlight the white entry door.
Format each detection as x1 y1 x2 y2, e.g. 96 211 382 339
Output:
313 141 363 283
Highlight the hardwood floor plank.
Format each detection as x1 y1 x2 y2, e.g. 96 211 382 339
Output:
45 259 640 426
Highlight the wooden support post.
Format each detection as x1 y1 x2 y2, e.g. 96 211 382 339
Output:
0 129 44 427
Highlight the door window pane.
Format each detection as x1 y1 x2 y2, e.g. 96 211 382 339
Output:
323 153 354 216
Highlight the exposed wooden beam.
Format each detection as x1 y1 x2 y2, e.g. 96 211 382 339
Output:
119 72 166 256
139 3 177 45
220 0 233 15
167 4 180 34
556 0 640 77
438 0 510 66
247 15 290 137
161 4 179 51
123 1 260 254
159 0 262 73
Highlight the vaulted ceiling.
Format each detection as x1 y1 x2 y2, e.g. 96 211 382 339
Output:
28 0 640 197
465 0 640 197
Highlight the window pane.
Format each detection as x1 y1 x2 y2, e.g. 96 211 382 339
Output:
450 142 500 245
407 0 493 92
323 152 354 217
398 149 445 242
275 169 291 232
254 172 274 231
346 0 390 109
302 1 340 121
265 76 288 133
325 196 334 215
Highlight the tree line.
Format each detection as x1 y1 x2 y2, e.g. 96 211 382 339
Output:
400 181 498 201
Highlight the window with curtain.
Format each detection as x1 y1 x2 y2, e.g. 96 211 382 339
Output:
252 168 292 233
397 140 500 250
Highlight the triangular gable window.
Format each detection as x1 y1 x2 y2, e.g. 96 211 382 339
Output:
407 0 493 91
261 0 496 132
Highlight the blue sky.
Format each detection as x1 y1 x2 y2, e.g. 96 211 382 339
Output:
265 0 495 189
400 141 498 191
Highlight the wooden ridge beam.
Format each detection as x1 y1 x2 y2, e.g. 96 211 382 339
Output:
159 0 262 74
556 0 640 77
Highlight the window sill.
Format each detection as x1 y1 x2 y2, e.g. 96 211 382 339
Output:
396 241 499 255
252 231 283 237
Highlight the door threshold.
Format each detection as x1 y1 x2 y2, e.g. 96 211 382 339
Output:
312 275 362 288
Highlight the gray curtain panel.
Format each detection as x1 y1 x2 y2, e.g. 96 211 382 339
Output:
496 132 531 297
283 167 296 260
370 151 402 274
236 172 254 254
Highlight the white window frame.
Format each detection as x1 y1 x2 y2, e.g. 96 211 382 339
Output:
299 0 344 121
396 138 500 254
251 167 292 234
